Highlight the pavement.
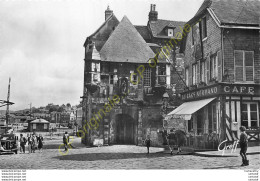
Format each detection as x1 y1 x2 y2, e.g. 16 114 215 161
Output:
0 137 259 169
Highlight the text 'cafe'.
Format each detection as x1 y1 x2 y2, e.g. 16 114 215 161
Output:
166 83 260 150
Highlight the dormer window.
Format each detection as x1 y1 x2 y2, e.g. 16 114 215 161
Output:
168 28 174 37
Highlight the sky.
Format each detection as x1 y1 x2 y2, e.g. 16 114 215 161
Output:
0 0 204 111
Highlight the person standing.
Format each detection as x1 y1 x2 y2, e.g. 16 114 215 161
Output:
145 135 151 154
63 132 69 151
37 134 44 153
239 126 249 166
19 134 26 153
27 134 32 153
31 134 37 153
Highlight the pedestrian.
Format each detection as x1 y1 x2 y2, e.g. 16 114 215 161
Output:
37 134 44 153
167 129 176 155
63 132 69 151
145 135 151 154
27 134 32 153
239 126 249 166
31 134 37 153
19 134 26 153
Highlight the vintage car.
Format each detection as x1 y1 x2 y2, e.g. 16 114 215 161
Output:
0 134 18 155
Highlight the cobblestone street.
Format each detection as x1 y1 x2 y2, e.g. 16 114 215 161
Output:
0 137 259 169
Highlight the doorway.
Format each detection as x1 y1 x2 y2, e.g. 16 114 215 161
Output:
115 114 135 144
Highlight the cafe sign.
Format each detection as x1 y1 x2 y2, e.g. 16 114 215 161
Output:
181 84 260 101
181 85 219 101
221 84 257 95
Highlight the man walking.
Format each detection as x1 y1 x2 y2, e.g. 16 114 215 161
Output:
19 134 26 153
145 135 151 154
239 126 249 166
63 132 69 151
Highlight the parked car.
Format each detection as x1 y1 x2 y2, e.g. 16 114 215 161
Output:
0 134 18 155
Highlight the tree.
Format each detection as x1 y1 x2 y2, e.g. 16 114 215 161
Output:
57 106 64 113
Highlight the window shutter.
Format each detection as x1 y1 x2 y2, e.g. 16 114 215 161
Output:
206 56 210 84
245 51 254 81
197 61 200 84
96 63 100 72
189 66 192 86
217 51 222 81
91 63 95 72
234 51 244 82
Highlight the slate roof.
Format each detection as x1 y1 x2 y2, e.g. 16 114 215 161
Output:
135 25 151 40
83 14 119 48
191 0 260 26
100 16 155 64
148 19 186 39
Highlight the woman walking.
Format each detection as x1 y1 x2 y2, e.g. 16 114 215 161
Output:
37 134 44 153
239 126 249 166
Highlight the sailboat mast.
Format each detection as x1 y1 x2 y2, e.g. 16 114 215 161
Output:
6 77 11 127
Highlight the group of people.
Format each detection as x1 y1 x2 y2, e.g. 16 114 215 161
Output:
19 133 44 154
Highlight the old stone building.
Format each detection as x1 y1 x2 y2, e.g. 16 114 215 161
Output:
167 0 260 150
81 5 186 146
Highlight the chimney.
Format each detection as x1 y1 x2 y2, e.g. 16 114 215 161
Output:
105 5 113 21
148 4 158 21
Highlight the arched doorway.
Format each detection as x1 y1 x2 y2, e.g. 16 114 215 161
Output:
115 114 135 144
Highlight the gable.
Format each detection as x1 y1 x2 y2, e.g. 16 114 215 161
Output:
100 16 155 64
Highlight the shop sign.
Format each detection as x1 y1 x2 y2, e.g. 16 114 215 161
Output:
181 86 219 101
221 85 257 95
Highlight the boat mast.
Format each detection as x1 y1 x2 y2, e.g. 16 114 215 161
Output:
6 77 11 128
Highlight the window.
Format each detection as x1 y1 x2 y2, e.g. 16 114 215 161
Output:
109 75 114 85
44 124 47 129
185 68 189 86
33 124 36 130
234 50 254 82
192 64 198 85
201 17 207 39
210 54 217 80
241 103 259 129
168 29 174 37
130 70 138 85
91 62 100 72
93 74 98 82
157 64 166 85
144 68 151 87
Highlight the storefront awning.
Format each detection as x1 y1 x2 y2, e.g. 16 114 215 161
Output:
166 97 216 120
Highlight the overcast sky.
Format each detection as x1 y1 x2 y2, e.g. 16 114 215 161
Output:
0 0 203 111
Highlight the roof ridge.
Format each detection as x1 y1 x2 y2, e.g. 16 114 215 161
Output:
157 19 186 23
89 13 117 38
